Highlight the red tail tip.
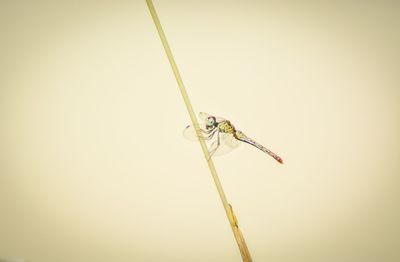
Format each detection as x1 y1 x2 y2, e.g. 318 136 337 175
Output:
276 157 283 164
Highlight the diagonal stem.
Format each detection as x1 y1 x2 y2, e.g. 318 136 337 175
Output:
145 1 252 261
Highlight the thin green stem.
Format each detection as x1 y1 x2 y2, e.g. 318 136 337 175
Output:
145 1 252 261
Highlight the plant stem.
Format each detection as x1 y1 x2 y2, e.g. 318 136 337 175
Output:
145 1 252 261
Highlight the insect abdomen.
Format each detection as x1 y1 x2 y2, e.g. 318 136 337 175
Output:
236 131 283 164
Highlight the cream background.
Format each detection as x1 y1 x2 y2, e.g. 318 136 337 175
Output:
1 1 399 261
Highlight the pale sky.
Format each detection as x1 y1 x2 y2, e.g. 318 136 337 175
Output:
1 1 399 261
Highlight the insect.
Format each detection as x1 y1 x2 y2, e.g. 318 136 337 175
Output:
183 112 283 163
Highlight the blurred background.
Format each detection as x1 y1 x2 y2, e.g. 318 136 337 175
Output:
0 1 399 261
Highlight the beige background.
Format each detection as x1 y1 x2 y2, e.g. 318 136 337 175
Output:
1 1 399 261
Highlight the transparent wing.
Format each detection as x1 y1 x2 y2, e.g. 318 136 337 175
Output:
222 133 240 149
183 124 216 141
199 112 211 121
199 112 226 123
212 133 240 156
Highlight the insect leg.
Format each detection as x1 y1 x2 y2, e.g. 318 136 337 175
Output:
196 127 217 141
207 130 220 160
206 128 218 140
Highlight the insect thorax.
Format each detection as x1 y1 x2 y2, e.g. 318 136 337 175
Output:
218 121 235 134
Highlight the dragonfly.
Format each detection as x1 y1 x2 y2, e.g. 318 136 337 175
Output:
183 112 283 164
